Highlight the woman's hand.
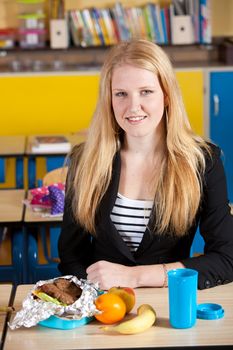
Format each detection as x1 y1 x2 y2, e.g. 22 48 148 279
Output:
86 260 136 290
86 260 185 290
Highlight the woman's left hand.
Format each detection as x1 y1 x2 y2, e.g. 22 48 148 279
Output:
86 260 136 290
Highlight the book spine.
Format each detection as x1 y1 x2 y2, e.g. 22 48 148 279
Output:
69 10 80 46
199 0 212 44
142 6 152 41
145 4 157 42
91 8 105 45
101 8 118 45
82 8 100 46
113 2 130 41
75 9 90 47
109 8 121 42
155 4 165 44
161 8 168 44
98 8 111 45
80 9 95 46
148 3 160 43
136 7 147 40
164 6 171 43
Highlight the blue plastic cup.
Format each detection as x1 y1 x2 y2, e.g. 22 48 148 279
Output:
168 268 198 329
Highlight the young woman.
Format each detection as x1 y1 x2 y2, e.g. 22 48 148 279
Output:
58 40 233 290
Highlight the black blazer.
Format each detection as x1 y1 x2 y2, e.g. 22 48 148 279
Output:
58 144 233 289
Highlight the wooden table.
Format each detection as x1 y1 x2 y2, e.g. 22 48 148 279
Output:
0 190 25 224
0 136 26 189
0 136 25 157
25 133 85 189
0 284 13 349
4 283 233 350
0 190 25 285
25 134 85 156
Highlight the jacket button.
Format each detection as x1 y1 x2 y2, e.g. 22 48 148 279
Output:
204 279 211 288
223 279 230 285
216 279 222 285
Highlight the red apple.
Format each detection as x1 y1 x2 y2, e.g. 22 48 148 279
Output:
108 286 136 313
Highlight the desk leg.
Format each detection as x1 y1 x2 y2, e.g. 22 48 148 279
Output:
12 228 24 285
16 157 24 189
0 157 5 182
28 156 36 189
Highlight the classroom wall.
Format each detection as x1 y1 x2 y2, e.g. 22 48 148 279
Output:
0 70 203 137
0 73 99 136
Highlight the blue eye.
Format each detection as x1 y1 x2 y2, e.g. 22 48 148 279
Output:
114 91 127 97
141 90 153 95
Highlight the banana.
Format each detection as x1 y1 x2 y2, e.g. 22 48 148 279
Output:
0 306 15 312
101 304 156 334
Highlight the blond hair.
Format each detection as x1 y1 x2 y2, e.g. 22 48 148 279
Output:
68 39 210 236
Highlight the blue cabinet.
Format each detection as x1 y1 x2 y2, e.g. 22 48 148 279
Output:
209 70 233 203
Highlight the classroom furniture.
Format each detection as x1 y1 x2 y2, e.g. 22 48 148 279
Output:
0 284 13 350
0 190 25 285
25 133 85 188
4 282 233 350
43 166 68 186
23 195 63 283
0 136 26 189
209 69 233 203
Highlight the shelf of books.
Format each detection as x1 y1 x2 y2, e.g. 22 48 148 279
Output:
1 1 233 70
66 0 212 48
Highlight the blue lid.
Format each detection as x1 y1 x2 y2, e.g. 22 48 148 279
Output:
197 303 224 320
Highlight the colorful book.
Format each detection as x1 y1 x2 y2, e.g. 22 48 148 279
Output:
161 8 168 44
147 3 161 43
69 11 80 46
31 136 71 154
154 4 165 44
199 0 212 44
101 8 118 45
97 8 111 45
164 6 171 43
144 4 156 42
112 2 130 41
91 7 105 45
82 8 100 46
136 7 147 40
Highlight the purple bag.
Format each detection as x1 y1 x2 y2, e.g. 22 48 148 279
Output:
48 185 65 215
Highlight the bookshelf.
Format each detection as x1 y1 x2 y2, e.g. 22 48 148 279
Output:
1 0 231 72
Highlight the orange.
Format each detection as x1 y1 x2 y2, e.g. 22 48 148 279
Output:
94 292 126 324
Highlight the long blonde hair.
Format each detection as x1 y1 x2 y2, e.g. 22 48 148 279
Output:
68 39 210 236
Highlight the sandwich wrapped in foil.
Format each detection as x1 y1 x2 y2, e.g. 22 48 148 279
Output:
9 275 100 330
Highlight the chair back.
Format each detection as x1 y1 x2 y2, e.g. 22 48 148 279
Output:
43 166 68 186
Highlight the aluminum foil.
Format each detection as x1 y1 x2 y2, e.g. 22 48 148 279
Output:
9 275 100 330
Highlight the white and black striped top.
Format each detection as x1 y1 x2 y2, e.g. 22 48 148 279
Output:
110 193 153 252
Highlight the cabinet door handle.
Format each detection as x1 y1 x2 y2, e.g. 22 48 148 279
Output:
213 94 219 116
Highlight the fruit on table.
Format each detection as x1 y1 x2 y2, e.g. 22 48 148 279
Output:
108 286 136 313
101 304 156 334
95 292 126 324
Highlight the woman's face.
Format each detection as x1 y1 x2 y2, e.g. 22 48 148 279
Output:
111 64 165 140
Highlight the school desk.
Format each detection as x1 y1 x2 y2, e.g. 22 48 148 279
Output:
0 189 26 285
0 284 13 350
4 283 233 350
0 136 26 189
25 133 85 188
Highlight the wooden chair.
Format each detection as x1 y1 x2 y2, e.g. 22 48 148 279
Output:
42 166 68 186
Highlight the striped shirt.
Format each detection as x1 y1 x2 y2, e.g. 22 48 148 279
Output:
110 193 153 252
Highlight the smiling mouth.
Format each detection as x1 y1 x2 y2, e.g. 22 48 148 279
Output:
126 116 147 122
